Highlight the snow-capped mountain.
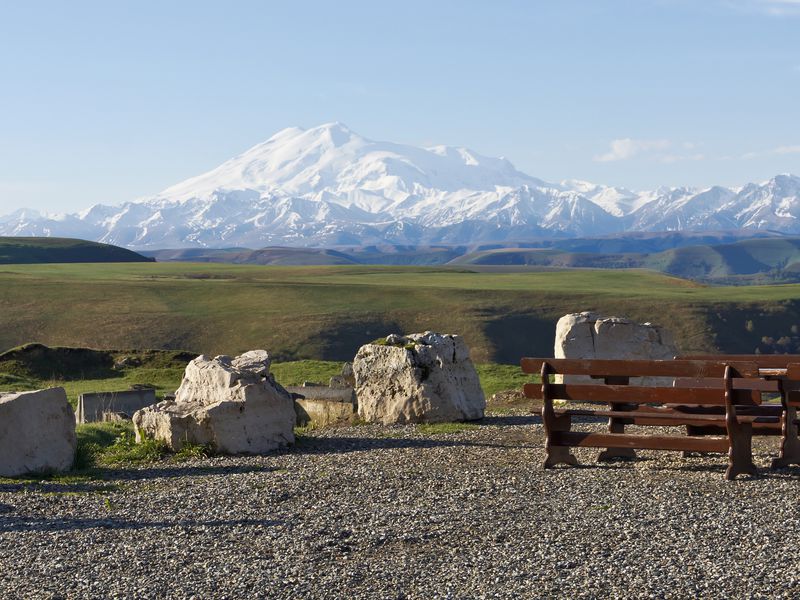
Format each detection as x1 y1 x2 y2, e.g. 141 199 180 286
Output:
2 122 799 248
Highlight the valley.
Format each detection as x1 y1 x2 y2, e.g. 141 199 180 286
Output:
2 263 800 365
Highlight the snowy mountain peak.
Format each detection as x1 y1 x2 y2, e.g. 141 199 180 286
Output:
1 123 799 249
155 122 541 212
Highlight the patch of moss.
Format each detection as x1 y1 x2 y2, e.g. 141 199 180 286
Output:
370 337 419 350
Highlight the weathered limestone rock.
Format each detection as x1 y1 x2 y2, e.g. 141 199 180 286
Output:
354 332 485 424
340 362 355 387
0 388 77 476
554 312 678 384
133 351 295 454
329 362 356 389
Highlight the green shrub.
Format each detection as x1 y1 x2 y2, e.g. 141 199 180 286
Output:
101 431 167 465
173 442 213 461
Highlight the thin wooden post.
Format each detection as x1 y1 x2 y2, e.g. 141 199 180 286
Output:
771 383 800 469
724 365 758 480
597 375 637 462
541 362 577 469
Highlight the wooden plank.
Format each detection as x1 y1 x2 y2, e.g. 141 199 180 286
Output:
553 431 730 453
551 408 777 425
673 377 779 392
785 363 800 380
760 368 788 377
523 382 760 406
521 358 760 378
680 354 800 368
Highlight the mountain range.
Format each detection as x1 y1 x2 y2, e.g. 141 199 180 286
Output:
2 122 799 249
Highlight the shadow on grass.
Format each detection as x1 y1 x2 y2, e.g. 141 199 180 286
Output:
0 515 283 534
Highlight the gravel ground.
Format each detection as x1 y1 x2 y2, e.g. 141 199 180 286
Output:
1 411 799 600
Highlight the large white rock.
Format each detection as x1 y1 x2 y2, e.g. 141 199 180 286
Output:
554 312 678 384
0 388 77 476
133 351 295 454
354 331 486 424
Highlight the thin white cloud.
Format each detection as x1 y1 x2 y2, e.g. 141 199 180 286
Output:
593 138 671 162
738 145 800 159
757 0 800 15
593 138 704 163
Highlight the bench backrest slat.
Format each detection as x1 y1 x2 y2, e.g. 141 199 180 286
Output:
673 377 779 392
680 354 800 368
525 382 759 406
520 358 760 378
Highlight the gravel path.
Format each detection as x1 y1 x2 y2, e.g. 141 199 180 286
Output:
2 412 799 599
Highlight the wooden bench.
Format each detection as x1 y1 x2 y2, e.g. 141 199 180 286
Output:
678 354 800 469
520 358 782 480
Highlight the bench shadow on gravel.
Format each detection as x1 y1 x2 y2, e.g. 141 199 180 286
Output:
290 414 542 455
291 436 529 455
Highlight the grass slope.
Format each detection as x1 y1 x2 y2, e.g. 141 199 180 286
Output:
0 237 153 264
142 247 358 265
2 263 800 364
0 345 193 406
454 237 800 284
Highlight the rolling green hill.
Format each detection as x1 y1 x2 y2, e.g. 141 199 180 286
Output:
139 234 800 283
0 237 153 264
453 237 800 284
2 263 800 364
142 247 358 265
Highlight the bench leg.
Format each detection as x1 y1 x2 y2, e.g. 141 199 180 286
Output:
726 422 758 481
542 415 578 469
540 365 578 469
597 403 636 462
771 406 800 469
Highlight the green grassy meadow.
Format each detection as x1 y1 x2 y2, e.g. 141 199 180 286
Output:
2 263 800 366
0 237 151 264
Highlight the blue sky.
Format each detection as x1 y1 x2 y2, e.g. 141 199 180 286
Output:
0 0 798 214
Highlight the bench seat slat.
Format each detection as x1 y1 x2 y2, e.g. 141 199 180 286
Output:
550 408 779 425
524 382 760 406
553 431 730 453
521 358 760 378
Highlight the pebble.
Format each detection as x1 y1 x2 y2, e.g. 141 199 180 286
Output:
1 412 799 599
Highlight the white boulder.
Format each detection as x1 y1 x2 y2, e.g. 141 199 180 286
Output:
354 332 485 424
133 351 295 454
0 388 77 476
554 312 678 384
